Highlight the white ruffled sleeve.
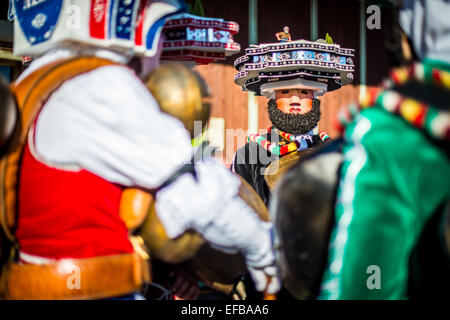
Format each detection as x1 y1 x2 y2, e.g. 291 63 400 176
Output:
155 158 276 270
34 65 193 189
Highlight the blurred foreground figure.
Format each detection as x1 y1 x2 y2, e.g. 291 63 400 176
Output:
272 0 450 299
0 0 278 300
0 78 17 158
142 63 275 300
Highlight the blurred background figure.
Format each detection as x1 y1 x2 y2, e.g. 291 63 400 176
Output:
0 77 17 159
275 26 292 42
232 29 355 299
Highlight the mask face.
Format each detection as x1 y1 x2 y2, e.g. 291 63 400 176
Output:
268 98 321 136
275 89 314 115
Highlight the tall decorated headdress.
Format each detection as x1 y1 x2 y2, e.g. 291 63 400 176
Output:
10 0 187 57
160 13 240 64
234 31 355 98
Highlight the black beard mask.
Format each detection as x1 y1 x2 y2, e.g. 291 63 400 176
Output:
268 98 321 136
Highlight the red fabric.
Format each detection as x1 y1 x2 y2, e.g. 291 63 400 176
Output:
16 136 133 259
89 0 108 40
414 104 428 127
432 68 442 85
134 0 147 47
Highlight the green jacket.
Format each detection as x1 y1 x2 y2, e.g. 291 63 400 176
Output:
318 60 450 299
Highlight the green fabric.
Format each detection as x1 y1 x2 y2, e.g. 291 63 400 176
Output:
422 58 450 73
318 106 450 299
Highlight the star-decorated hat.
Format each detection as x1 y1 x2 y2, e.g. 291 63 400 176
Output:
234 33 355 97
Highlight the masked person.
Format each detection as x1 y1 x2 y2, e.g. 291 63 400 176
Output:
0 0 279 300
231 31 355 300
232 33 355 205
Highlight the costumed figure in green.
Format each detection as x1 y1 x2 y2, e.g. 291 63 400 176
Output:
271 0 450 300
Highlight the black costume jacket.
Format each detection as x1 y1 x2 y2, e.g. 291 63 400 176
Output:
232 130 323 206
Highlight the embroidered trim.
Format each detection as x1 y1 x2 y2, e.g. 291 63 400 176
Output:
271 127 319 150
382 62 450 91
248 132 298 157
163 40 240 51
274 128 296 142
338 63 450 141
247 126 324 157
19 251 55 265
165 17 239 33
320 131 331 142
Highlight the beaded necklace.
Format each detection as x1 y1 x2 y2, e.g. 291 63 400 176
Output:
382 62 450 90
248 129 299 157
338 62 450 141
247 127 330 157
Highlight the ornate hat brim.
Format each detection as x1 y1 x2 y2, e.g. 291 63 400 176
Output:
234 39 355 95
162 13 241 64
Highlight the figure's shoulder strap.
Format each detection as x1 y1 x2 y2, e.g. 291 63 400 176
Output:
0 57 119 242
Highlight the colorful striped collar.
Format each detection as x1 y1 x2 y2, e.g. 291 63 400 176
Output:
382 61 450 91
338 62 450 141
247 127 330 157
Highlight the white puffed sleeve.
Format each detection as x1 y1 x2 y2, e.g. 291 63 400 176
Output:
155 158 276 270
34 65 193 189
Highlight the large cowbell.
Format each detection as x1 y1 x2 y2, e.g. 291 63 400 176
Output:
11 0 186 57
270 140 343 299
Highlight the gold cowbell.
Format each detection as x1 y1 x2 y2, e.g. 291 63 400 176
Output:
144 62 211 138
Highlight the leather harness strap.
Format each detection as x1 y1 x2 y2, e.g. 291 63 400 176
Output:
0 57 153 300
1 252 150 300
0 57 118 242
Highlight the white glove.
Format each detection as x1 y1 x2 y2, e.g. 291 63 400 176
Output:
155 159 241 238
248 265 281 294
201 194 281 294
155 159 280 293
199 195 275 268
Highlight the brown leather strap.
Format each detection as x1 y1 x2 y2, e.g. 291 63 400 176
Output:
264 150 312 191
120 188 153 231
0 57 118 241
1 253 150 300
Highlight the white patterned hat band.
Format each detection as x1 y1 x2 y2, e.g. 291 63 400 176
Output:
160 13 241 64
234 39 356 96
10 0 187 57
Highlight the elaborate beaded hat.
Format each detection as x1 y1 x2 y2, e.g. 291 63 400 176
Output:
161 13 240 64
234 34 356 97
